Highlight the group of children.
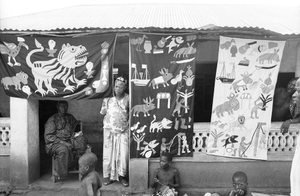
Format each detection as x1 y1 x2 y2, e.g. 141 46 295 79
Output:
77 151 252 196
150 152 252 196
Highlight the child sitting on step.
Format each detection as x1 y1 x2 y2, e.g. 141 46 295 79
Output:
228 171 253 196
151 152 180 196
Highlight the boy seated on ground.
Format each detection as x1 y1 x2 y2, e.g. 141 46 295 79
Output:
78 152 102 196
228 171 253 196
151 152 180 196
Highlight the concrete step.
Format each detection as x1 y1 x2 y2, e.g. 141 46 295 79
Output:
3 186 291 196
1 172 291 196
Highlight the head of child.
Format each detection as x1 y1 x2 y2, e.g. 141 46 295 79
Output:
232 171 249 195
79 152 98 177
160 152 172 170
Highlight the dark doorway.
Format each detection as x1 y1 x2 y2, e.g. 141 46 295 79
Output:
39 100 58 175
194 62 217 122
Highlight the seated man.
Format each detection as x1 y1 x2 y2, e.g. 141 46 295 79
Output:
44 101 88 181
272 77 299 121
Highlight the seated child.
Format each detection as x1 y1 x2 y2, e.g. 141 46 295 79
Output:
78 152 102 196
151 152 180 196
228 171 253 196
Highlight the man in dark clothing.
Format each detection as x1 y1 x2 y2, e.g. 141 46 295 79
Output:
44 101 88 181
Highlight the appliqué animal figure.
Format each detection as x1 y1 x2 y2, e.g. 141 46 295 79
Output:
26 39 88 96
131 97 155 117
222 134 238 148
131 122 140 131
1 72 28 90
136 125 147 133
0 37 29 67
213 93 239 118
230 79 247 93
170 70 184 88
140 140 159 158
220 39 235 50
228 116 248 132
173 42 196 58
149 114 172 133
166 36 184 53
256 49 280 64
130 35 148 52
230 72 253 93
148 68 173 89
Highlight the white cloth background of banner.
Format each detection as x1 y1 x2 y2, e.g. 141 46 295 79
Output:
207 36 286 160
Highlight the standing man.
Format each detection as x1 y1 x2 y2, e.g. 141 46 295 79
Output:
100 76 129 187
281 77 300 196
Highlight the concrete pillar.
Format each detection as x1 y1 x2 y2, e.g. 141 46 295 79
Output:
129 158 149 191
9 97 39 188
295 43 300 77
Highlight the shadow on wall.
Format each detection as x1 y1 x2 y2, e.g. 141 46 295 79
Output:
0 86 10 117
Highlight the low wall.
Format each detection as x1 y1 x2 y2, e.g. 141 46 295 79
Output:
148 122 296 195
0 118 10 182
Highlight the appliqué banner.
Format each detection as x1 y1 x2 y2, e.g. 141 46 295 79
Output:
129 32 197 158
0 34 116 100
207 36 285 160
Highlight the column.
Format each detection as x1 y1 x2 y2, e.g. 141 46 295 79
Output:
9 97 39 188
129 158 149 191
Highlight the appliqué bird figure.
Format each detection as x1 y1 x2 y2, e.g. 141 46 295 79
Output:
0 37 29 66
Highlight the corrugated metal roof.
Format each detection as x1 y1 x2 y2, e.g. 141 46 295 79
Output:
0 4 299 35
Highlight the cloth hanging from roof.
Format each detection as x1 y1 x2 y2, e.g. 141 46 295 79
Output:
207 36 285 160
129 32 197 158
0 34 116 100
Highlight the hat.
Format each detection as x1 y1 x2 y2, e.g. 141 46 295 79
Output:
115 76 127 84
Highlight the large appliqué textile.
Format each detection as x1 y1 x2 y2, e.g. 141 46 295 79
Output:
129 32 197 158
0 34 116 100
207 36 285 160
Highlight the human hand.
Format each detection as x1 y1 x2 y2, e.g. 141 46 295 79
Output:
229 189 244 196
231 189 244 196
60 141 72 148
280 120 291 134
229 190 235 196
154 178 159 183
